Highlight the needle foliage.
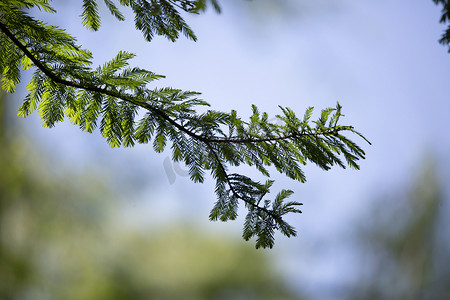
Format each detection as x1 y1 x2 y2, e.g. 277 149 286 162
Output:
0 0 370 248
433 0 450 51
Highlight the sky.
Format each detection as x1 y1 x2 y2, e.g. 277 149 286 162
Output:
13 0 450 298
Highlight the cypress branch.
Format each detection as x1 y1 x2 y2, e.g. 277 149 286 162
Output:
0 1 370 248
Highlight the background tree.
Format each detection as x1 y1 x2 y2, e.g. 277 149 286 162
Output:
347 158 450 299
0 88 110 299
0 0 369 248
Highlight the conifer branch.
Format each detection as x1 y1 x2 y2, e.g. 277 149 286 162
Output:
0 20 306 225
208 128 350 144
0 21 352 146
0 20 200 139
0 1 369 248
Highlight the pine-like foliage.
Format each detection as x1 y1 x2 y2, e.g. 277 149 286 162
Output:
433 0 450 51
0 0 370 248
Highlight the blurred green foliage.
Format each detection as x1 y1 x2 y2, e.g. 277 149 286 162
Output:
349 158 450 299
0 90 301 299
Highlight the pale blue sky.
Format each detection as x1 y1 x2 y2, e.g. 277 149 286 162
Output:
16 1 450 298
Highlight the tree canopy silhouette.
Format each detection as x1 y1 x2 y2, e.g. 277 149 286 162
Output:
0 0 371 248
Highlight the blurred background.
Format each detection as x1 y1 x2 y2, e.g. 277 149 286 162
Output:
1 0 449 299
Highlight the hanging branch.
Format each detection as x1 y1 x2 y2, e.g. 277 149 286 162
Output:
0 0 370 248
